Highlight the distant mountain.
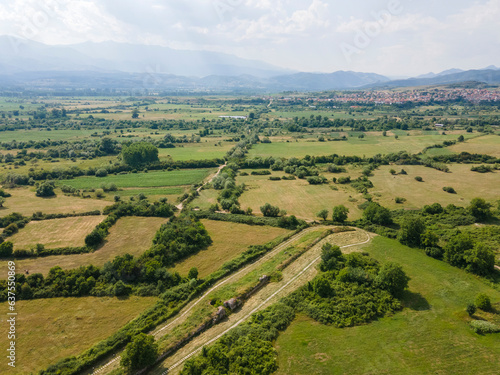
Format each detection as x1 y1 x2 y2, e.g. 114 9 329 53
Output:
416 68 464 79
368 69 500 89
0 36 291 78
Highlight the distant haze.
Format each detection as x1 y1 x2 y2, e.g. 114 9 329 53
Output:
0 0 498 77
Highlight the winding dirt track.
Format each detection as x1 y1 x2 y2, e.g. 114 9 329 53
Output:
91 226 331 375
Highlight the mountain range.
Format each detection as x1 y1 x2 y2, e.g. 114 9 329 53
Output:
0 36 498 92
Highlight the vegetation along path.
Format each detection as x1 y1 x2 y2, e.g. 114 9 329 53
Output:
91 225 331 374
154 229 373 374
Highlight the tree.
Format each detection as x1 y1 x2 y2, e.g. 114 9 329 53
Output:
332 205 349 223
0 241 13 258
464 242 495 276
121 142 159 167
320 243 343 271
121 333 158 371
36 181 55 197
444 233 474 268
317 209 328 221
398 217 426 247
363 202 392 225
260 203 281 217
468 198 492 222
0 196 5 207
420 230 439 248
131 108 140 119
475 293 492 311
188 267 199 280
375 262 410 298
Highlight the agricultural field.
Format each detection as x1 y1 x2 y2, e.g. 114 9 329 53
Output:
171 219 290 278
248 132 472 159
9 215 105 250
236 169 365 221
58 168 213 189
0 216 166 277
157 141 232 161
370 164 500 209
0 187 109 217
448 134 500 157
0 296 158 375
276 236 500 375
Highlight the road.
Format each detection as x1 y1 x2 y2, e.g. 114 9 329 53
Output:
153 229 373 374
91 225 331 375
175 163 226 211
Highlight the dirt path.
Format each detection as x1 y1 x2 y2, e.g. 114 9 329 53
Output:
153 229 373 375
175 163 226 211
91 226 328 375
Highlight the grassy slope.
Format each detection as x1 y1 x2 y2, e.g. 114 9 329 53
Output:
276 236 500 375
0 217 166 277
0 296 157 375
449 134 500 157
171 219 290 278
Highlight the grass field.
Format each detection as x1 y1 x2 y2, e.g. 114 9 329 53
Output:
449 134 500 157
0 188 109 217
58 169 213 189
0 217 166 277
171 219 290 278
370 164 500 209
248 133 471 159
275 236 500 375
0 296 157 375
9 216 105 250
158 141 233 161
235 170 365 221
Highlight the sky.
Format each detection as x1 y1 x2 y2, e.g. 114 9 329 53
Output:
0 0 498 76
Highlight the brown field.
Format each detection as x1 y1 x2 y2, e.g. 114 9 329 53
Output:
235 170 365 221
0 217 166 277
370 164 500 209
0 296 157 375
171 219 290 278
9 216 105 249
0 187 109 217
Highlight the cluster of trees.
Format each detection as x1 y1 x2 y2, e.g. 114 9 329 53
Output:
317 205 350 223
121 142 159 167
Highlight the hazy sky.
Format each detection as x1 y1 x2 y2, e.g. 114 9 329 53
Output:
0 0 498 76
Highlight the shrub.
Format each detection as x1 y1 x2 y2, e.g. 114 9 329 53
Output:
332 205 349 223
475 294 492 311
443 186 456 194
469 320 500 334
121 333 158 371
95 168 108 177
415 176 423 182
36 181 55 197
395 197 406 204
425 247 444 259
337 176 351 184
260 203 281 217
269 176 281 181
466 303 476 317
0 241 14 257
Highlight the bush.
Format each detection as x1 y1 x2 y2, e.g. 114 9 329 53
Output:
260 203 281 217
0 241 14 257
121 333 158 371
425 247 443 259
36 181 55 197
269 176 281 181
443 186 456 194
470 320 500 334
415 176 423 182
95 168 108 177
395 197 406 204
475 294 492 311
332 205 349 223
375 262 410 298
466 303 476 317
337 176 351 184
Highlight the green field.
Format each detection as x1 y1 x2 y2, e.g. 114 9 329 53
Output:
248 133 471 159
158 141 233 161
276 236 500 375
0 296 157 375
171 219 290 278
59 169 213 189
449 134 500 157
